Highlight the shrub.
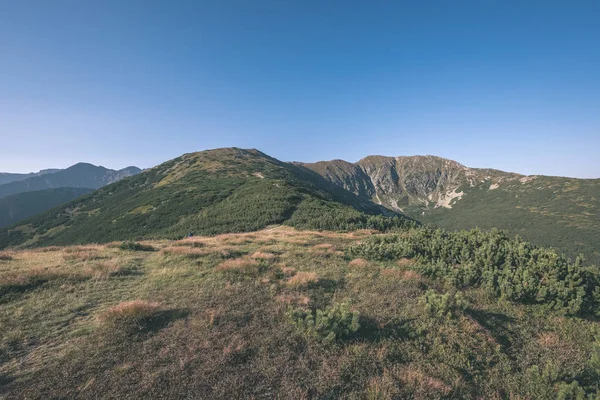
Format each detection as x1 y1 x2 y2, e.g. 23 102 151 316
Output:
119 241 155 252
287 302 360 344
0 252 13 261
419 290 467 320
349 228 600 316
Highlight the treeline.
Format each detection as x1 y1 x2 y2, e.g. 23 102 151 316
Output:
349 227 600 316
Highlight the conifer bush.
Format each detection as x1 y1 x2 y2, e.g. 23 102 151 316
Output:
119 241 156 252
419 290 467 319
349 228 600 316
287 302 360 344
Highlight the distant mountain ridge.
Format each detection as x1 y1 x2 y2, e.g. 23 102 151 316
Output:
0 163 141 199
303 155 600 263
0 169 61 185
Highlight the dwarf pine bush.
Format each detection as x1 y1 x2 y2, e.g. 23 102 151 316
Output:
349 228 600 316
419 290 467 319
119 241 156 252
287 302 360 344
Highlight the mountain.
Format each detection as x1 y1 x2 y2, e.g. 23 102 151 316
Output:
0 163 141 199
0 187 94 228
0 169 61 185
0 148 410 248
303 155 600 264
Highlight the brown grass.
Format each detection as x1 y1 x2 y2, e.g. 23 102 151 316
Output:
538 332 560 348
400 367 452 397
215 257 259 273
250 251 275 260
160 246 210 258
286 271 319 288
1 266 75 289
349 258 368 267
401 270 421 280
63 250 106 262
98 300 161 326
84 261 127 280
275 293 311 306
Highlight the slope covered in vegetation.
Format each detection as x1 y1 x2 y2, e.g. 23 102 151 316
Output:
1 227 599 399
304 156 600 265
0 148 411 249
0 187 93 228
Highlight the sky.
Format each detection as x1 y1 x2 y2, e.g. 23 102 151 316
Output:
1 1 599 178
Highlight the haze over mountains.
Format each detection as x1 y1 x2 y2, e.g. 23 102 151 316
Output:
0 163 141 228
0 163 141 199
0 148 597 265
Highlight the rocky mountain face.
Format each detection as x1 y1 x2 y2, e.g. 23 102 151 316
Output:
0 163 141 199
303 155 520 212
304 155 600 264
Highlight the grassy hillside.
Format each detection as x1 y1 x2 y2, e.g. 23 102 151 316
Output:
0 148 411 249
0 187 93 228
1 227 599 398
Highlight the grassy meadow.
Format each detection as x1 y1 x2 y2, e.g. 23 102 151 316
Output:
1 226 599 399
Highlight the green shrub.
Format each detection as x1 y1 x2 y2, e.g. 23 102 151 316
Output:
287 302 360 344
349 228 600 316
419 290 467 319
119 241 155 252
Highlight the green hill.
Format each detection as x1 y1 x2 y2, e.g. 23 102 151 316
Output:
304 155 600 264
0 148 411 249
0 187 94 228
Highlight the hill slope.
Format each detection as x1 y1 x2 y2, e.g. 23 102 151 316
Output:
303 155 600 263
0 164 141 199
0 148 410 248
0 187 94 228
1 227 599 398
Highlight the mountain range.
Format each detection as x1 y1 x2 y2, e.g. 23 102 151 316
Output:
0 163 141 228
0 148 597 264
303 155 600 263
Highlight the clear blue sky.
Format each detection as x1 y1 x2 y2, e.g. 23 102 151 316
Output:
1 1 599 178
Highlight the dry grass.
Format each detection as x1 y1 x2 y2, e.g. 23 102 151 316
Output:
538 332 560 348
250 251 275 260
98 300 161 327
160 246 211 258
286 271 319 288
275 292 311 306
349 258 368 267
400 367 452 398
0 251 14 261
36 246 63 252
401 270 422 280
215 257 259 273
84 261 128 280
63 250 106 262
